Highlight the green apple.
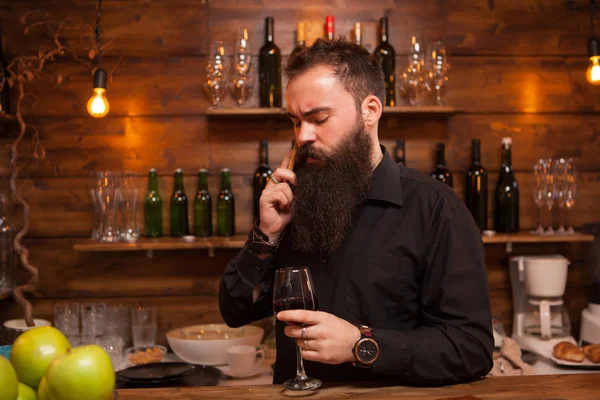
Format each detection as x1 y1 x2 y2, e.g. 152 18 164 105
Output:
44 345 115 400
17 382 38 400
0 355 18 400
10 327 70 389
37 377 52 400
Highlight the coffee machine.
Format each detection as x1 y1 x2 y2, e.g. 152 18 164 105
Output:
510 255 575 357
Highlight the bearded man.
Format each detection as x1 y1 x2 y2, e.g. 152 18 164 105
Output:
219 38 493 386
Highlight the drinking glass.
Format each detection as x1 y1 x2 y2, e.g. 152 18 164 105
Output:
234 29 252 75
400 35 427 106
80 302 107 338
565 158 578 234
53 302 80 336
553 158 568 234
543 158 555 235
273 267 321 391
119 188 139 243
97 187 120 243
131 306 157 347
104 305 131 348
531 159 545 235
96 335 124 370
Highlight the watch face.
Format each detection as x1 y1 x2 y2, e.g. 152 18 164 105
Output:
357 339 379 363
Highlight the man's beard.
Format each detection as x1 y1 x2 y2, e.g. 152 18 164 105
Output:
290 121 374 255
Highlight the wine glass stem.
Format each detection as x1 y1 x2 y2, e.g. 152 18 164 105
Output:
295 341 308 380
537 206 542 231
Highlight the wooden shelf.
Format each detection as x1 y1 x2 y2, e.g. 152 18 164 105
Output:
205 108 287 119
73 232 593 256
73 236 247 257
205 106 462 119
481 232 594 244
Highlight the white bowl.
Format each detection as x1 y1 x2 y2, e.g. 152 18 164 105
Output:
166 323 264 366
3 319 52 331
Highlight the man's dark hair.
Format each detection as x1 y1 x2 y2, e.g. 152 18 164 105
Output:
284 37 386 110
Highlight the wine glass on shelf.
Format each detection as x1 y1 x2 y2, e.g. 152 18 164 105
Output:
273 267 321 391
531 159 545 235
399 35 427 106
553 158 568 235
204 40 228 109
425 41 450 106
543 158 555 235
565 158 578 235
230 29 254 106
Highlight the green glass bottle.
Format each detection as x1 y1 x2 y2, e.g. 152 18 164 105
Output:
194 169 212 237
170 169 189 237
253 140 272 222
217 168 235 236
494 137 519 233
144 168 163 238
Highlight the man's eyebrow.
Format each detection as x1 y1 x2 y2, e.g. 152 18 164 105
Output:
287 107 332 119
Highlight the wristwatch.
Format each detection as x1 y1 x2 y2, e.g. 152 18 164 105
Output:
247 220 281 256
352 325 380 367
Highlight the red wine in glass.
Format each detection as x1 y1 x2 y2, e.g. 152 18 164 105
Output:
273 267 322 390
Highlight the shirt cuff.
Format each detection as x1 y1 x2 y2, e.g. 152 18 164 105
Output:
237 244 276 287
370 328 413 376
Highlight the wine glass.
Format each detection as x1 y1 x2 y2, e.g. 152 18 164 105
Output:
553 158 568 235
399 35 427 106
273 267 321 391
565 158 578 234
425 41 450 106
543 158 555 235
531 159 545 235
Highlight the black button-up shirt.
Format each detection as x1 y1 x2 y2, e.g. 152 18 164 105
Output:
219 146 493 386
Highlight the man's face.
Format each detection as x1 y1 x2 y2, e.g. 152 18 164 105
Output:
286 65 360 162
285 65 374 255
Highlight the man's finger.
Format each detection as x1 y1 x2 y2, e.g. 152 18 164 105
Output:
277 310 322 325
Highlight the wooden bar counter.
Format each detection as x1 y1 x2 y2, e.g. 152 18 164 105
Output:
117 374 600 399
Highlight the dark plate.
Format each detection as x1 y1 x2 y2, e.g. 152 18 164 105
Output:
117 362 194 381
115 364 221 389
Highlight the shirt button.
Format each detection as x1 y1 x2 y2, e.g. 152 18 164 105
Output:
254 266 262 273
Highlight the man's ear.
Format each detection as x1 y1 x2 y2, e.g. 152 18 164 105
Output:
361 95 383 127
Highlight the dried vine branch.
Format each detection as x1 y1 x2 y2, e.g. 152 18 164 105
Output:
2 11 118 326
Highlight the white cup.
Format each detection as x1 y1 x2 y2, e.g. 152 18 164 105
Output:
225 345 265 375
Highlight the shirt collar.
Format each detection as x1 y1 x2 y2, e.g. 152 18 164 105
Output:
367 145 403 207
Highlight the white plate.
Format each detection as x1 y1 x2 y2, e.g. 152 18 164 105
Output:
550 355 600 369
3 319 51 331
218 365 271 379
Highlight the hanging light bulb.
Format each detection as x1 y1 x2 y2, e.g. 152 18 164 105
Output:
586 0 600 85
87 68 110 117
587 38 600 85
87 0 110 117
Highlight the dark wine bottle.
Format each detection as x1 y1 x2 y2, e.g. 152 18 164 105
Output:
290 21 306 57
466 139 488 231
253 140 272 222
144 168 163 238
170 169 189 237
430 143 453 187
259 17 282 108
194 169 212 237
373 17 396 107
217 168 235 236
394 140 406 166
0 32 11 115
353 22 362 47
494 137 519 233
325 16 335 40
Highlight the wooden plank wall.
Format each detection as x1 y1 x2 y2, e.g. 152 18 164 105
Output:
1 0 599 344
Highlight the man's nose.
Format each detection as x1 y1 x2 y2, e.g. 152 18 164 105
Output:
296 123 317 147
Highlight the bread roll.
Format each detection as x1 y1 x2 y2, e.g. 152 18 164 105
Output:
552 341 585 362
582 344 600 363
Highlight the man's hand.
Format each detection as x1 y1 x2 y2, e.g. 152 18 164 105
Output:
277 310 361 365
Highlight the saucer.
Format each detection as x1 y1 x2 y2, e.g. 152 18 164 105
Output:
219 365 270 379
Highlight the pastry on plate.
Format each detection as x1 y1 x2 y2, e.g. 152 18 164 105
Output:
552 341 585 363
582 344 600 363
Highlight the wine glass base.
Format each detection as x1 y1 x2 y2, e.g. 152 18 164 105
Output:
283 377 322 391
